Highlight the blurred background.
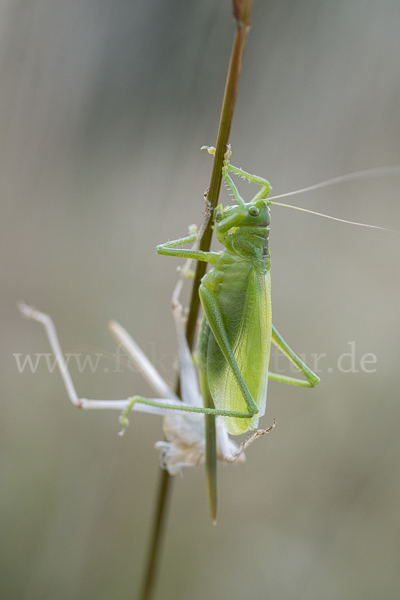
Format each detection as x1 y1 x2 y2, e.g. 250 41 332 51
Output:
1 0 400 598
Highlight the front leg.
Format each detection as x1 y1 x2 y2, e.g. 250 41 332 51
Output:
227 163 272 202
203 144 272 202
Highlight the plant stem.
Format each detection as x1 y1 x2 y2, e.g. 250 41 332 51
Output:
139 2 254 598
138 469 171 600
186 2 253 348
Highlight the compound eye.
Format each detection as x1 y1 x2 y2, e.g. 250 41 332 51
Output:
249 206 260 217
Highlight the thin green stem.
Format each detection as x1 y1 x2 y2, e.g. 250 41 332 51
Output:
138 2 254 598
138 469 171 600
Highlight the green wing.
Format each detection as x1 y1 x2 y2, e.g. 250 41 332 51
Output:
202 266 272 435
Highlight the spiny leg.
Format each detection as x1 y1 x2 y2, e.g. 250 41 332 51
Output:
203 144 272 202
222 146 246 207
226 164 272 202
268 325 320 387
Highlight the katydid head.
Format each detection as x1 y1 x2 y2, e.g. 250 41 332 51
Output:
216 199 271 230
241 199 271 227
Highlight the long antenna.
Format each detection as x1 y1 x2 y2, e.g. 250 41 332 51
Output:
268 201 399 234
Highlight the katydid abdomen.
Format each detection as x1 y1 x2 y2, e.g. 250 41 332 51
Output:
198 227 272 435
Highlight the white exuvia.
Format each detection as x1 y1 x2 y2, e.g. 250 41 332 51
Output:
18 300 251 474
